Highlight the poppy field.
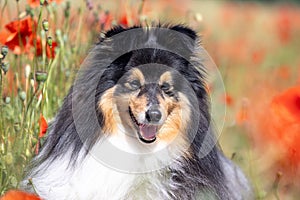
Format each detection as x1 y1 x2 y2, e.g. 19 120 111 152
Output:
0 0 300 199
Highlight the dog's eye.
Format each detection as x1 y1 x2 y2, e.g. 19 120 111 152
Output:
129 80 141 90
161 82 170 91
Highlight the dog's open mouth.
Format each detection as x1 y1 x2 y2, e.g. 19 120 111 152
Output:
129 107 157 143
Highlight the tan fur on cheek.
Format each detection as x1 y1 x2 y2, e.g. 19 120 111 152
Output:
157 105 181 142
157 95 175 125
129 95 147 120
98 87 119 134
157 93 191 147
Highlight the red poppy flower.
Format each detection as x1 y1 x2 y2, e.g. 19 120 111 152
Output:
236 99 249 125
267 87 300 177
0 17 37 55
27 0 63 8
252 86 300 182
271 86 300 125
39 114 48 138
31 36 57 58
221 93 234 106
0 190 40 200
276 8 292 44
0 17 57 58
99 11 113 30
117 1 139 27
46 41 57 59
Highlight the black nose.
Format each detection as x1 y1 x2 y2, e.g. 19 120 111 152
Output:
146 109 162 123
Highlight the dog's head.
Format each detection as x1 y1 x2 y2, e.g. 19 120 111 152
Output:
88 25 211 155
99 63 194 146
48 25 211 163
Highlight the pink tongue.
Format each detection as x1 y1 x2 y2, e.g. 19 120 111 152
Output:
139 125 157 140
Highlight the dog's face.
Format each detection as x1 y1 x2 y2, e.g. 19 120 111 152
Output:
99 64 192 147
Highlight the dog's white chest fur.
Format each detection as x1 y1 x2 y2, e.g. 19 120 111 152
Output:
31 153 139 200
29 135 171 200
68 155 137 200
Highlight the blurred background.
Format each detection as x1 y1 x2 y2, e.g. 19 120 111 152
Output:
0 0 300 199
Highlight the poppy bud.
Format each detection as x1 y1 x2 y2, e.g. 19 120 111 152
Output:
5 153 13 165
25 148 31 157
26 5 34 17
42 20 49 32
19 91 26 101
66 1 70 9
1 46 8 57
64 9 70 18
40 0 45 5
47 36 53 48
30 78 35 88
35 71 48 83
25 64 31 78
5 96 11 104
1 62 9 74
55 29 62 37
64 1 71 18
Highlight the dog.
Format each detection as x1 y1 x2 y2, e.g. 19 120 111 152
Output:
22 24 253 199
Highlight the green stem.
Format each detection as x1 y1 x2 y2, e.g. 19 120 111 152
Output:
37 6 44 71
0 64 3 130
0 0 7 27
16 1 24 52
37 6 44 31
272 172 282 200
22 84 41 125
75 8 83 54
28 178 39 195
138 0 145 15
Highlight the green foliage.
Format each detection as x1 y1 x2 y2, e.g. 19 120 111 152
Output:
0 1 96 195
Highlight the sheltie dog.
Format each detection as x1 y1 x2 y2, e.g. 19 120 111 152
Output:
22 24 253 199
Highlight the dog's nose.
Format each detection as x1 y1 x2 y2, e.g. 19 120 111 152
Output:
146 108 162 123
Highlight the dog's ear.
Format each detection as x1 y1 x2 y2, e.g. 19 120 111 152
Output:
99 25 142 43
168 25 197 41
105 25 126 38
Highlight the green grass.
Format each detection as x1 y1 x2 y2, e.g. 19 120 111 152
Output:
0 1 97 194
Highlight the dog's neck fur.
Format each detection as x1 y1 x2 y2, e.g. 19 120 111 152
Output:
23 133 222 200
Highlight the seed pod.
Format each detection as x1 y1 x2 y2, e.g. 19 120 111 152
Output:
66 1 70 9
30 78 35 88
1 46 8 57
25 148 31 157
1 62 9 74
35 71 48 83
25 64 31 78
26 5 34 17
47 36 53 48
42 20 49 32
55 29 62 37
64 1 71 18
5 153 13 165
5 96 11 104
19 91 26 101
40 0 45 6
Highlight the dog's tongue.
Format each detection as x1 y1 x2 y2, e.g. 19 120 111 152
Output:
139 125 157 141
